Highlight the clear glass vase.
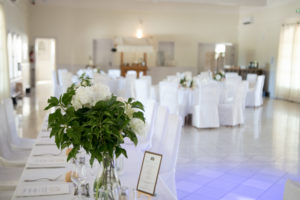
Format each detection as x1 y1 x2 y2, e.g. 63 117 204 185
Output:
93 153 121 200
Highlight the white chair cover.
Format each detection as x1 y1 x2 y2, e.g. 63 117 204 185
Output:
166 75 179 83
108 69 121 79
198 71 212 81
126 70 137 78
138 100 157 150
241 80 249 109
192 82 220 128
247 73 258 89
117 74 136 98
0 190 15 200
0 167 23 190
52 71 63 98
246 75 265 107
3 99 35 150
284 180 300 200
140 75 152 89
0 102 29 167
219 83 245 126
153 113 183 196
226 75 242 82
93 74 119 94
57 69 68 86
150 106 169 152
134 79 150 104
150 85 159 102
159 81 184 117
59 70 74 93
225 72 239 78
221 78 241 104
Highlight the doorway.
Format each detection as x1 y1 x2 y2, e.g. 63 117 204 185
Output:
35 38 56 82
34 38 56 105
93 39 114 72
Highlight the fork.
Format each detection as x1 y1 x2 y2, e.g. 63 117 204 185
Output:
24 174 63 182
33 152 63 157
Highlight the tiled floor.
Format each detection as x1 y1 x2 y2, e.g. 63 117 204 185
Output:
176 100 300 200
16 83 300 199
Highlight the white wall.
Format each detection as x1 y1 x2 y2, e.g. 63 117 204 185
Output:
238 0 300 96
28 0 239 70
1 0 30 61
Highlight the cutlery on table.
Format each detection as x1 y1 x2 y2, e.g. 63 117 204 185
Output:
24 174 63 182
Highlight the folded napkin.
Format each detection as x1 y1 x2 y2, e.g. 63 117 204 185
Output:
15 183 69 197
32 146 63 156
40 130 50 137
27 157 66 169
36 137 55 145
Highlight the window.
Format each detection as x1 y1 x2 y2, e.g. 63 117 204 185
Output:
275 23 300 102
0 4 10 99
157 41 175 66
7 32 22 79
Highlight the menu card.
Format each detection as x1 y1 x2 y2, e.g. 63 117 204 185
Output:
137 151 162 196
16 183 69 197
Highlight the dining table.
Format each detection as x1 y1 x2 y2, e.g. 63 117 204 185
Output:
11 117 177 200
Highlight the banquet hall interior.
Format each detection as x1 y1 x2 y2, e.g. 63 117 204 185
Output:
0 0 300 199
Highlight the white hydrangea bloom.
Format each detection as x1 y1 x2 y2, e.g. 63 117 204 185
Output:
71 83 111 110
125 104 134 119
90 83 111 106
117 97 127 103
130 118 145 136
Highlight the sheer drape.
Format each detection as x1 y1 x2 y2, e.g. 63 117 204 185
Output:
275 23 300 103
0 4 10 100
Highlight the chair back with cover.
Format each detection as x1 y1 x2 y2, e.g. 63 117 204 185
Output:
150 106 169 152
247 73 258 89
159 81 179 114
225 72 238 78
134 79 150 104
255 75 265 106
108 69 121 79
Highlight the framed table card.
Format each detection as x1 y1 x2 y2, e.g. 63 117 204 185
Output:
137 151 163 196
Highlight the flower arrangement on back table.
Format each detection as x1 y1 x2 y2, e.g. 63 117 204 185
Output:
179 76 195 88
213 71 225 81
45 74 145 199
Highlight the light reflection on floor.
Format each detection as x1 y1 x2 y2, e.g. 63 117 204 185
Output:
15 85 300 199
176 100 300 200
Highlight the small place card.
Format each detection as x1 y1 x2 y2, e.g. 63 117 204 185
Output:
16 183 69 197
137 151 162 196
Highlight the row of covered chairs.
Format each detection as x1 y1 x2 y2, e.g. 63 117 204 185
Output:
0 98 36 199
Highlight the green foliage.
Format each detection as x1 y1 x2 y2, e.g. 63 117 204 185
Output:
45 85 145 166
180 77 193 88
213 71 225 81
78 73 92 87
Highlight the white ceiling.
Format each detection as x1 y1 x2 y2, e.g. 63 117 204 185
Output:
144 0 268 6
33 0 268 7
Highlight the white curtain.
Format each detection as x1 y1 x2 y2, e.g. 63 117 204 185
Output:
0 4 10 100
275 23 300 103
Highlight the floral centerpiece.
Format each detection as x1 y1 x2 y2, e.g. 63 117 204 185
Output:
213 71 225 81
179 76 195 88
45 75 145 199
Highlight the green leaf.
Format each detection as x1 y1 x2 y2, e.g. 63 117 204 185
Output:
133 111 145 122
131 101 144 111
45 96 59 110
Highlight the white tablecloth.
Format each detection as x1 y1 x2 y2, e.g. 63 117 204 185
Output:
12 120 176 200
